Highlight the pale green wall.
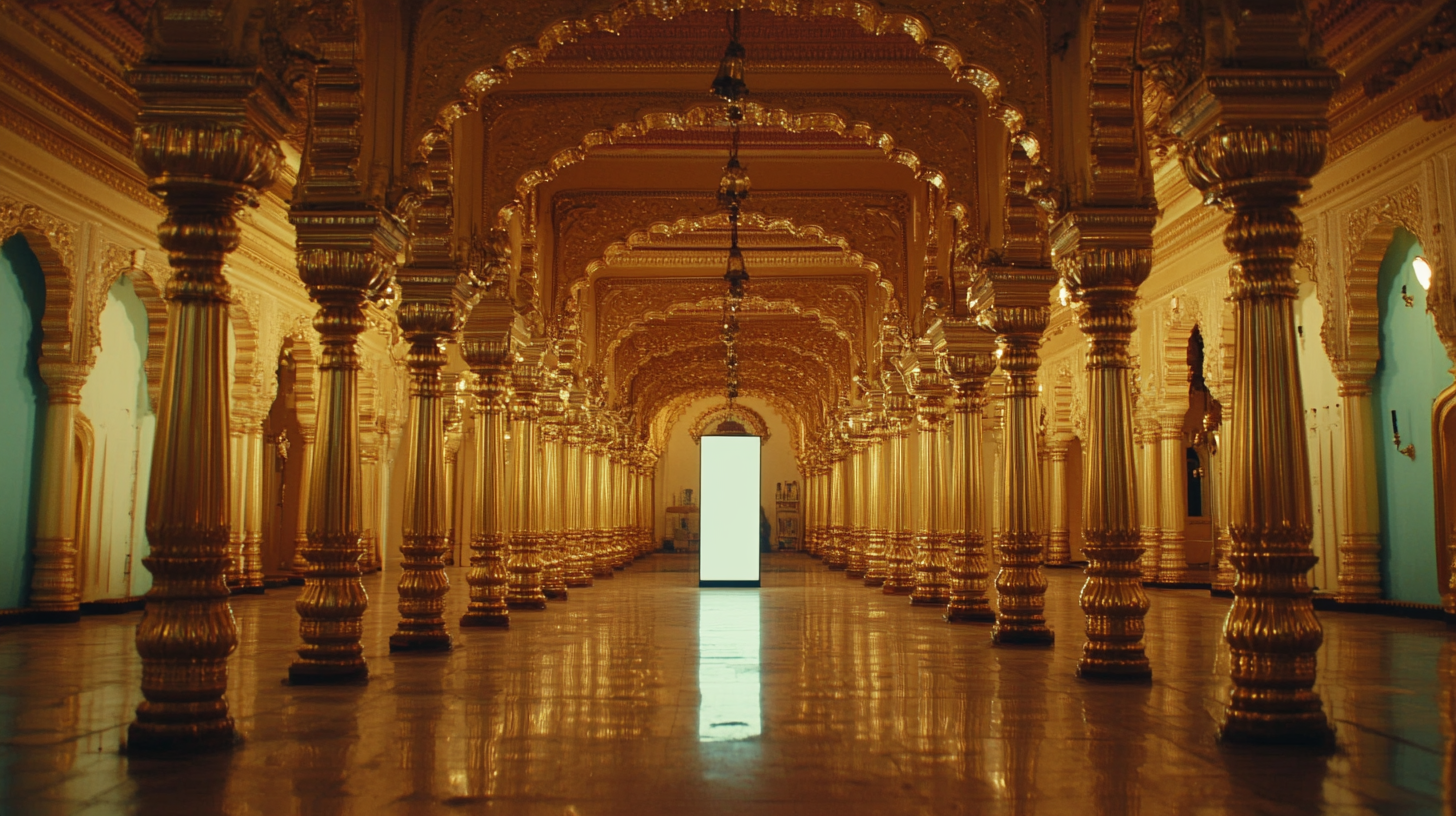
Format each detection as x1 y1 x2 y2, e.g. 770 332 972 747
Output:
0 237 47 610
1372 230 1454 605
78 276 155 601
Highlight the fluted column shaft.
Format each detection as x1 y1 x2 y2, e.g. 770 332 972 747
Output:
592 441 614 578
1336 380 1382 600
826 453 847 570
227 422 247 587
946 345 997 622
845 441 867 577
507 367 547 609
241 421 266 590
391 313 454 650
461 342 511 627
988 301 1054 646
911 402 950 604
126 106 283 749
564 431 592 587
290 240 393 680
1156 419 1191 581
289 436 315 575
1045 442 1070 565
1054 215 1156 679
539 419 568 600
1174 68 1337 743
29 368 84 618
1138 423 1162 581
864 434 887 586
883 411 916 594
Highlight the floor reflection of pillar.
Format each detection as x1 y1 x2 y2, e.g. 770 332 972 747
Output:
1083 685 1150 816
993 649 1049 816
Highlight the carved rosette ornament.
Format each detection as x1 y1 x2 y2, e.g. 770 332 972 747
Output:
1171 67 1339 744
977 268 1056 646
391 301 459 651
944 324 997 623
287 226 400 683
1053 209 1156 679
460 337 512 627
126 66 286 749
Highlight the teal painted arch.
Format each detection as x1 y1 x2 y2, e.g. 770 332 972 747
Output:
1371 229 1456 605
0 237 50 610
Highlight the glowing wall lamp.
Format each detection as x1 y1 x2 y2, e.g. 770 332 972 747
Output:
1413 255 1433 291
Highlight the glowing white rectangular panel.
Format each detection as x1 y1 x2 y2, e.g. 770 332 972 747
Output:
699 435 761 585
697 590 761 742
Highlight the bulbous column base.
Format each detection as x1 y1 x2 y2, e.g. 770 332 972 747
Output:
882 532 915 595
128 709 237 754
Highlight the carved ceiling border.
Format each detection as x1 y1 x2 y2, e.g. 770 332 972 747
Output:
407 0 1049 168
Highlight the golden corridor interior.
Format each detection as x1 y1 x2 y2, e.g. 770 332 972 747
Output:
1 1 1455 814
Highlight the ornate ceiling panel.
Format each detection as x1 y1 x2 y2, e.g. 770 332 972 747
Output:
593 275 869 372
552 190 906 325
408 1 1046 154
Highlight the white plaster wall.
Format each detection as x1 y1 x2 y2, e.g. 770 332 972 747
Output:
653 395 801 546
78 276 155 601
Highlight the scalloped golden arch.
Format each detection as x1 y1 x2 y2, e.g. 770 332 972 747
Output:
425 0 1039 154
506 100 948 230
690 402 772 444
648 387 806 453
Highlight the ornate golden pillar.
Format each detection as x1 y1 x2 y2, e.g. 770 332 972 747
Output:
1155 417 1192 582
978 267 1056 645
126 65 285 748
289 433 316 576
1171 63 1338 743
591 429 614 579
564 415 593 587
1335 374 1382 600
824 441 846 570
910 343 950 605
460 337 511 627
240 418 266 591
507 351 547 608
288 207 401 681
1136 418 1162 581
945 324 997 622
227 420 247 588
29 363 85 619
443 385 465 566
538 385 568 600
845 424 868 578
1053 208 1156 679
864 420 888 587
883 395 916 594
1044 440 1071 566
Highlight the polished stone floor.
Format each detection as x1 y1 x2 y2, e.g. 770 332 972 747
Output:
0 553 1450 815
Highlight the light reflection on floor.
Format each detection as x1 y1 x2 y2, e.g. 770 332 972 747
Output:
0 553 1451 814
697 590 762 742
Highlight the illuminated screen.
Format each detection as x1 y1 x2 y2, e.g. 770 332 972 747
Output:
699 435 762 586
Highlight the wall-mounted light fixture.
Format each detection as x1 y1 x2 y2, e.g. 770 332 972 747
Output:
1413 255 1433 291
1391 409 1416 460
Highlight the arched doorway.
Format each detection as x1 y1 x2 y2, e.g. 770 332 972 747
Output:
76 274 155 602
262 339 308 582
0 237 47 610
1371 229 1453 605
